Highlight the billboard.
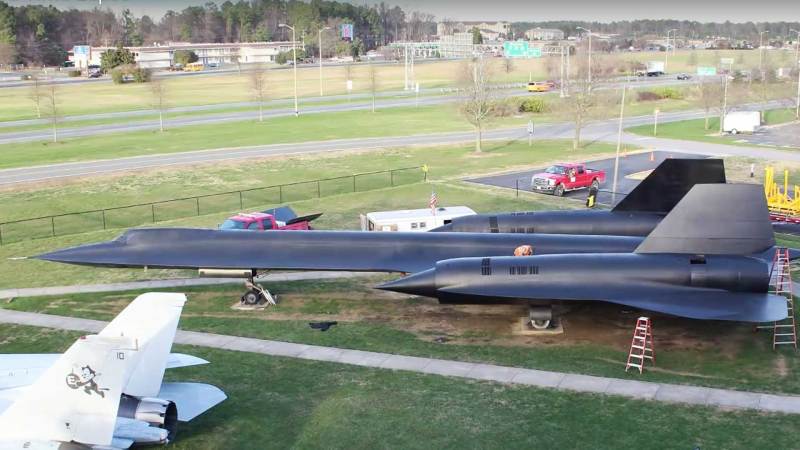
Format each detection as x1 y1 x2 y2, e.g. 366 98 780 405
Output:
341 24 354 40
502 41 542 59
73 45 90 55
697 66 718 76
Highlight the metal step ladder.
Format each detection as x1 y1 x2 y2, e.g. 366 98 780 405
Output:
625 317 655 373
771 248 797 350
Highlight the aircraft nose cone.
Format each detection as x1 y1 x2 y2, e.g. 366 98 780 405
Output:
377 268 437 297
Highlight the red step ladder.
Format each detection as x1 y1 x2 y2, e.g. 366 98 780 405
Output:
770 248 797 350
625 317 655 373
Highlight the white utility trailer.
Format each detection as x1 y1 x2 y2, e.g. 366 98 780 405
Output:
360 206 476 232
723 111 761 134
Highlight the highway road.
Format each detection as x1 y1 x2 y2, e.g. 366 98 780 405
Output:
0 100 795 186
0 77 707 144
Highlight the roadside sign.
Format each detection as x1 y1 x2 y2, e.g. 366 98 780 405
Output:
341 24 354 40
697 66 718 76
527 120 534 134
415 83 420 93
346 80 353 91
503 41 542 59
73 45 90 55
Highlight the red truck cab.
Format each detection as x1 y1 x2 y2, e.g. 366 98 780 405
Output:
531 163 606 197
220 212 312 231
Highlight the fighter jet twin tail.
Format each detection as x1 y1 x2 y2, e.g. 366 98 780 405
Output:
0 293 225 449
36 159 789 328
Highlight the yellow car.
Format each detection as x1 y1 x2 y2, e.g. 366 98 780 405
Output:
527 81 552 93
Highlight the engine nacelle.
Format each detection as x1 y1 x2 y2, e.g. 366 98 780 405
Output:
117 396 178 444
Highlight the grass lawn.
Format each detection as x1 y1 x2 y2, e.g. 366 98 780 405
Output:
1 325 797 450
2 50 768 121
626 108 798 148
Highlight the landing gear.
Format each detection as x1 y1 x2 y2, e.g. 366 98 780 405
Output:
527 305 554 330
240 274 277 307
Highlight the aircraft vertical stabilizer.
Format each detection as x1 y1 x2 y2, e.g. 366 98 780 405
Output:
635 183 774 255
0 335 136 446
99 292 186 398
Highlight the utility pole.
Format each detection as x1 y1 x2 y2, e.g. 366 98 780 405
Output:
664 28 677 72
577 27 592 84
796 57 800 119
720 62 731 134
280 24 299 116
759 30 769 83
792 29 800 71
612 83 626 205
403 44 409 90
318 26 330 97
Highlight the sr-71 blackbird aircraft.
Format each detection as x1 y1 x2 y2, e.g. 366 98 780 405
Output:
431 158 727 236
0 293 226 449
37 184 786 327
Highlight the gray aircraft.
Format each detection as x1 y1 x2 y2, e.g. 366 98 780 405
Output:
432 158 726 236
380 184 787 327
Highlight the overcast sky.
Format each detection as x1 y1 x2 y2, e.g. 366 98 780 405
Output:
5 0 800 22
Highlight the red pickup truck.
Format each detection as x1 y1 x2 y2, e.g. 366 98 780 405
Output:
219 207 322 231
530 163 606 197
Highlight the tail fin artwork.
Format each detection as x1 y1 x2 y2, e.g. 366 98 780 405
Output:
612 158 726 213
0 334 136 446
99 292 186 398
635 183 775 255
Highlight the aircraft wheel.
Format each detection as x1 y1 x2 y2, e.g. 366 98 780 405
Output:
553 184 565 197
730 128 738 135
530 319 551 330
242 289 262 305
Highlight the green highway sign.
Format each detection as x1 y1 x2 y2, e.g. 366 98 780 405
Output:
697 66 717 76
503 41 542 59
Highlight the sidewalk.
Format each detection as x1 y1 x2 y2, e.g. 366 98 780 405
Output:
0 271 368 299
0 307 798 415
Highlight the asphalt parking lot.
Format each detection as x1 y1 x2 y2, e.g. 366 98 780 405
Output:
466 151 709 206
734 122 800 149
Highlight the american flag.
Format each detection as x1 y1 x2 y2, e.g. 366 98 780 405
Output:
429 191 438 214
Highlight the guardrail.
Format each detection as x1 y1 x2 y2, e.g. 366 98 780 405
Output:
0 166 426 245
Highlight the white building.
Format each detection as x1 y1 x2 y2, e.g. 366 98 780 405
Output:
437 21 510 39
69 41 302 69
438 32 474 58
525 28 565 41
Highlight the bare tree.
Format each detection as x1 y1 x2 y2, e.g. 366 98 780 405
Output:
696 76 722 130
149 78 168 132
503 57 514 74
0 43 14 68
42 84 60 143
28 76 44 119
249 66 268 122
460 57 494 153
561 52 604 150
368 60 377 113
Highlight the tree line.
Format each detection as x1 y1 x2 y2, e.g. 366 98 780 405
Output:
0 0 434 67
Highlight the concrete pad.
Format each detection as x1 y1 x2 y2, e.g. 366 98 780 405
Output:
222 337 276 354
510 369 565 388
421 360 478 378
758 394 800 414
379 355 433 372
175 331 236 349
257 341 311 358
605 379 661 400
467 363 521 383
296 345 345 363
336 349 391 368
706 388 761 410
558 374 612 393
654 384 711 406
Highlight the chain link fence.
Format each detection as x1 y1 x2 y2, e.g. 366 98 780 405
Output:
0 166 426 245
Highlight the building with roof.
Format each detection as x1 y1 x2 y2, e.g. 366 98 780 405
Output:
525 28 565 41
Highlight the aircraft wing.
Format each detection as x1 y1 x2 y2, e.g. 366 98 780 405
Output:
440 283 788 322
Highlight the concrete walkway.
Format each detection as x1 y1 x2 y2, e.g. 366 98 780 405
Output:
0 271 368 299
0 308 799 415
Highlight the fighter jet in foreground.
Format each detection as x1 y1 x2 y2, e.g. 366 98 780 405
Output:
0 293 226 448
432 158 727 236
380 184 788 327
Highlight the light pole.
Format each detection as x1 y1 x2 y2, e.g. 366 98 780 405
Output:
612 82 627 205
759 30 769 82
280 23 299 116
577 27 592 84
318 26 331 97
791 29 800 71
664 28 677 72
719 59 733 134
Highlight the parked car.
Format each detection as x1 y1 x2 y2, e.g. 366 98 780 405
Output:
531 163 606 197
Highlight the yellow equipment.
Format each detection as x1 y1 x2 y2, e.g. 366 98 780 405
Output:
527 82 551 93
764 166 800 217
